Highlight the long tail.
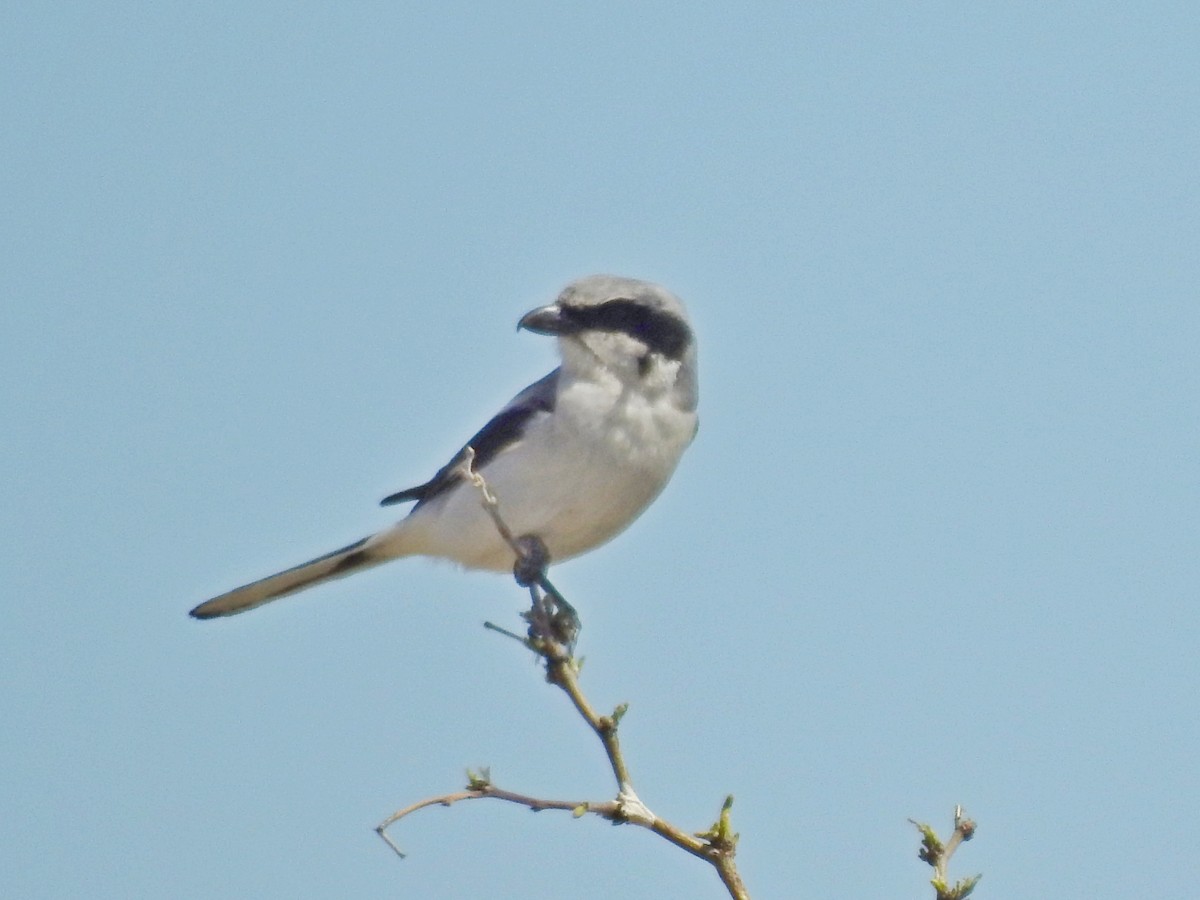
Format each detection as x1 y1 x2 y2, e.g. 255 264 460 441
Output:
189 535 392 619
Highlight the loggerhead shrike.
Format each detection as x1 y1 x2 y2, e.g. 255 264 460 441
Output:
189 274 698 619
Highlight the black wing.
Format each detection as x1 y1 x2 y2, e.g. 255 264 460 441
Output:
380 369 559 510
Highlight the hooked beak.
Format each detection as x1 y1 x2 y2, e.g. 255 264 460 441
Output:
517 303 574 335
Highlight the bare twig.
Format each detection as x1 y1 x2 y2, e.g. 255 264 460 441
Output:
376 446 748 898
910 806 981 900
375 775 596 859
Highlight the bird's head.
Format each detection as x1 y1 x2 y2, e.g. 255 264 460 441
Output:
519 275 697 410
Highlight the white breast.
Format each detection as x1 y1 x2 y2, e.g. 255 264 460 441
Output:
395 365 696 571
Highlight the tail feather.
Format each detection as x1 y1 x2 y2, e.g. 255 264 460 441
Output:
189 536 386 619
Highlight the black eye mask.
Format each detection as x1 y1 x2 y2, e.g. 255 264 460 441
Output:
564 298 692 360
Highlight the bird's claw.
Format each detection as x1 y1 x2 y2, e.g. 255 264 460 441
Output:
512 534 580 650
512 534 551 587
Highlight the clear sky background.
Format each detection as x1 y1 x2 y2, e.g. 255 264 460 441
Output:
3 3 1197 898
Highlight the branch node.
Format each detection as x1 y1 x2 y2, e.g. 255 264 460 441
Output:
614 785 656 826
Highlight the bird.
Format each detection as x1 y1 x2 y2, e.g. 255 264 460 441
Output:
189 274 699 619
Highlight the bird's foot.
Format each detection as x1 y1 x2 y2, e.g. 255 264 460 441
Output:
513 533 580 651
512 534 551 587
530 587 580 650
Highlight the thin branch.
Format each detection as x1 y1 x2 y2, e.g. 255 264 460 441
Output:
457 446 573 612
377 775 746 896
539 634 634 791
376 446 748 899
375 781 606 858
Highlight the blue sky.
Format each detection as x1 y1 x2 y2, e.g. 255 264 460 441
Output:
3 2 1197 897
